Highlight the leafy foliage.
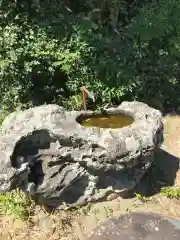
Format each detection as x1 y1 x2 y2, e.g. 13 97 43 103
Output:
160 187 180 199
0 189 33 220
134 193 153 203
1 0 180 112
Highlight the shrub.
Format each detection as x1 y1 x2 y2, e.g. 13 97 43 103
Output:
1 0 180 113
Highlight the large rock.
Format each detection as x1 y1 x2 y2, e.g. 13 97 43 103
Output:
87 212 180 240
0 102 163 207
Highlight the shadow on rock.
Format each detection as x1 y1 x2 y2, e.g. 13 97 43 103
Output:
10 129 92 209
134 148 180 197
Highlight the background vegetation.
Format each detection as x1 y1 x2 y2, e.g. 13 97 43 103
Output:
1 0 180 114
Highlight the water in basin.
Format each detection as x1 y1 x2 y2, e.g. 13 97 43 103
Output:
80 114 133 129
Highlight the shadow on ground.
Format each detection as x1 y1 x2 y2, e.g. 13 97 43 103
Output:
134 148 180 197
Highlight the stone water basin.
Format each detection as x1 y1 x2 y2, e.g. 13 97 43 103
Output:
0 101 163 208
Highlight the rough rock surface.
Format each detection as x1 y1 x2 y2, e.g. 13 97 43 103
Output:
0 102 163 207
87 212 180 240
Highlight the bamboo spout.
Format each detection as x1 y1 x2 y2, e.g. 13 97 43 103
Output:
80 86 95 111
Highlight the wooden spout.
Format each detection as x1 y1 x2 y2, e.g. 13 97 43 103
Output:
81 86 87 111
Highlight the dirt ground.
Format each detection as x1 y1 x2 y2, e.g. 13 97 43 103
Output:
0 114 180 240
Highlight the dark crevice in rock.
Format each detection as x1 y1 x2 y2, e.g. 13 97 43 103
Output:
28 160 44 185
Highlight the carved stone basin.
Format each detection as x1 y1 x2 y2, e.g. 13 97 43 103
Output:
0 101 163 208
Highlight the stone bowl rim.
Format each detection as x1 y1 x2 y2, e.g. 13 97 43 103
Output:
75 108 135 129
